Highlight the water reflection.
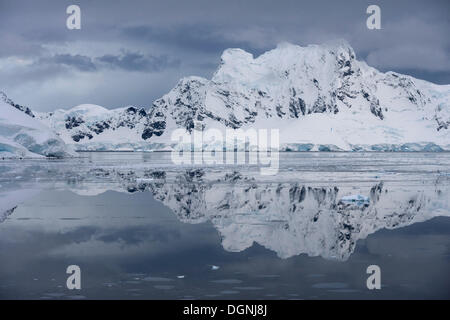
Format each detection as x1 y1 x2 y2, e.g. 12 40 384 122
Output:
1 153 449 261
72 169 450 260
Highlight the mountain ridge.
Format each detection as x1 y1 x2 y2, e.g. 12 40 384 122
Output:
5 41 450 152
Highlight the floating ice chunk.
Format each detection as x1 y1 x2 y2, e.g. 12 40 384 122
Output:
210 265 220 270
340 194 370 204
177 275 185 279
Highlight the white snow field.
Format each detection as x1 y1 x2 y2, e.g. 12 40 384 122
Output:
0 99 75 158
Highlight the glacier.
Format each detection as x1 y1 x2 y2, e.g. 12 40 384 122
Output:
0 95 76 158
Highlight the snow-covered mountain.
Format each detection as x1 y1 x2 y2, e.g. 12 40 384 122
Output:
37 104 168 151
36 41 450 151
0 93 75 158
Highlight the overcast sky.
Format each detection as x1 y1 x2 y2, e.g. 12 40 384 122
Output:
0 0 449 111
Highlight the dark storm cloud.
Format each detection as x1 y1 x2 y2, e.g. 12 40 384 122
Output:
122 24 268 54
0 0 449 110
97 51 180 72
31 52 179 73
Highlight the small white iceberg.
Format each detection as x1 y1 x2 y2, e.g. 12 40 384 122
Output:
340 194 370 204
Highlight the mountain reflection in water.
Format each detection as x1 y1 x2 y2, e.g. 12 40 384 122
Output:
1 152 449 261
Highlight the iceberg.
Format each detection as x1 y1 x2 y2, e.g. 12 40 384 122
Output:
340 194 370 204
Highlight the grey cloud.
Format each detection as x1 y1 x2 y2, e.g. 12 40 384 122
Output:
38 54 97 72
367 46 450 72
31 52 179 74
96 51 180 72
0 62 68 88
0 34 46 58
122 24 267 55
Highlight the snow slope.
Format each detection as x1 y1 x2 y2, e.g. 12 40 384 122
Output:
0 98 75 158
37 41 450 151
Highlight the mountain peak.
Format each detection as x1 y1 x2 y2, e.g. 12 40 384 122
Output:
322 39 356 63
212 40 359 85
220 48 254 63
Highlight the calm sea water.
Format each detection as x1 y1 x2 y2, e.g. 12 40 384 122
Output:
0 152 449 299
